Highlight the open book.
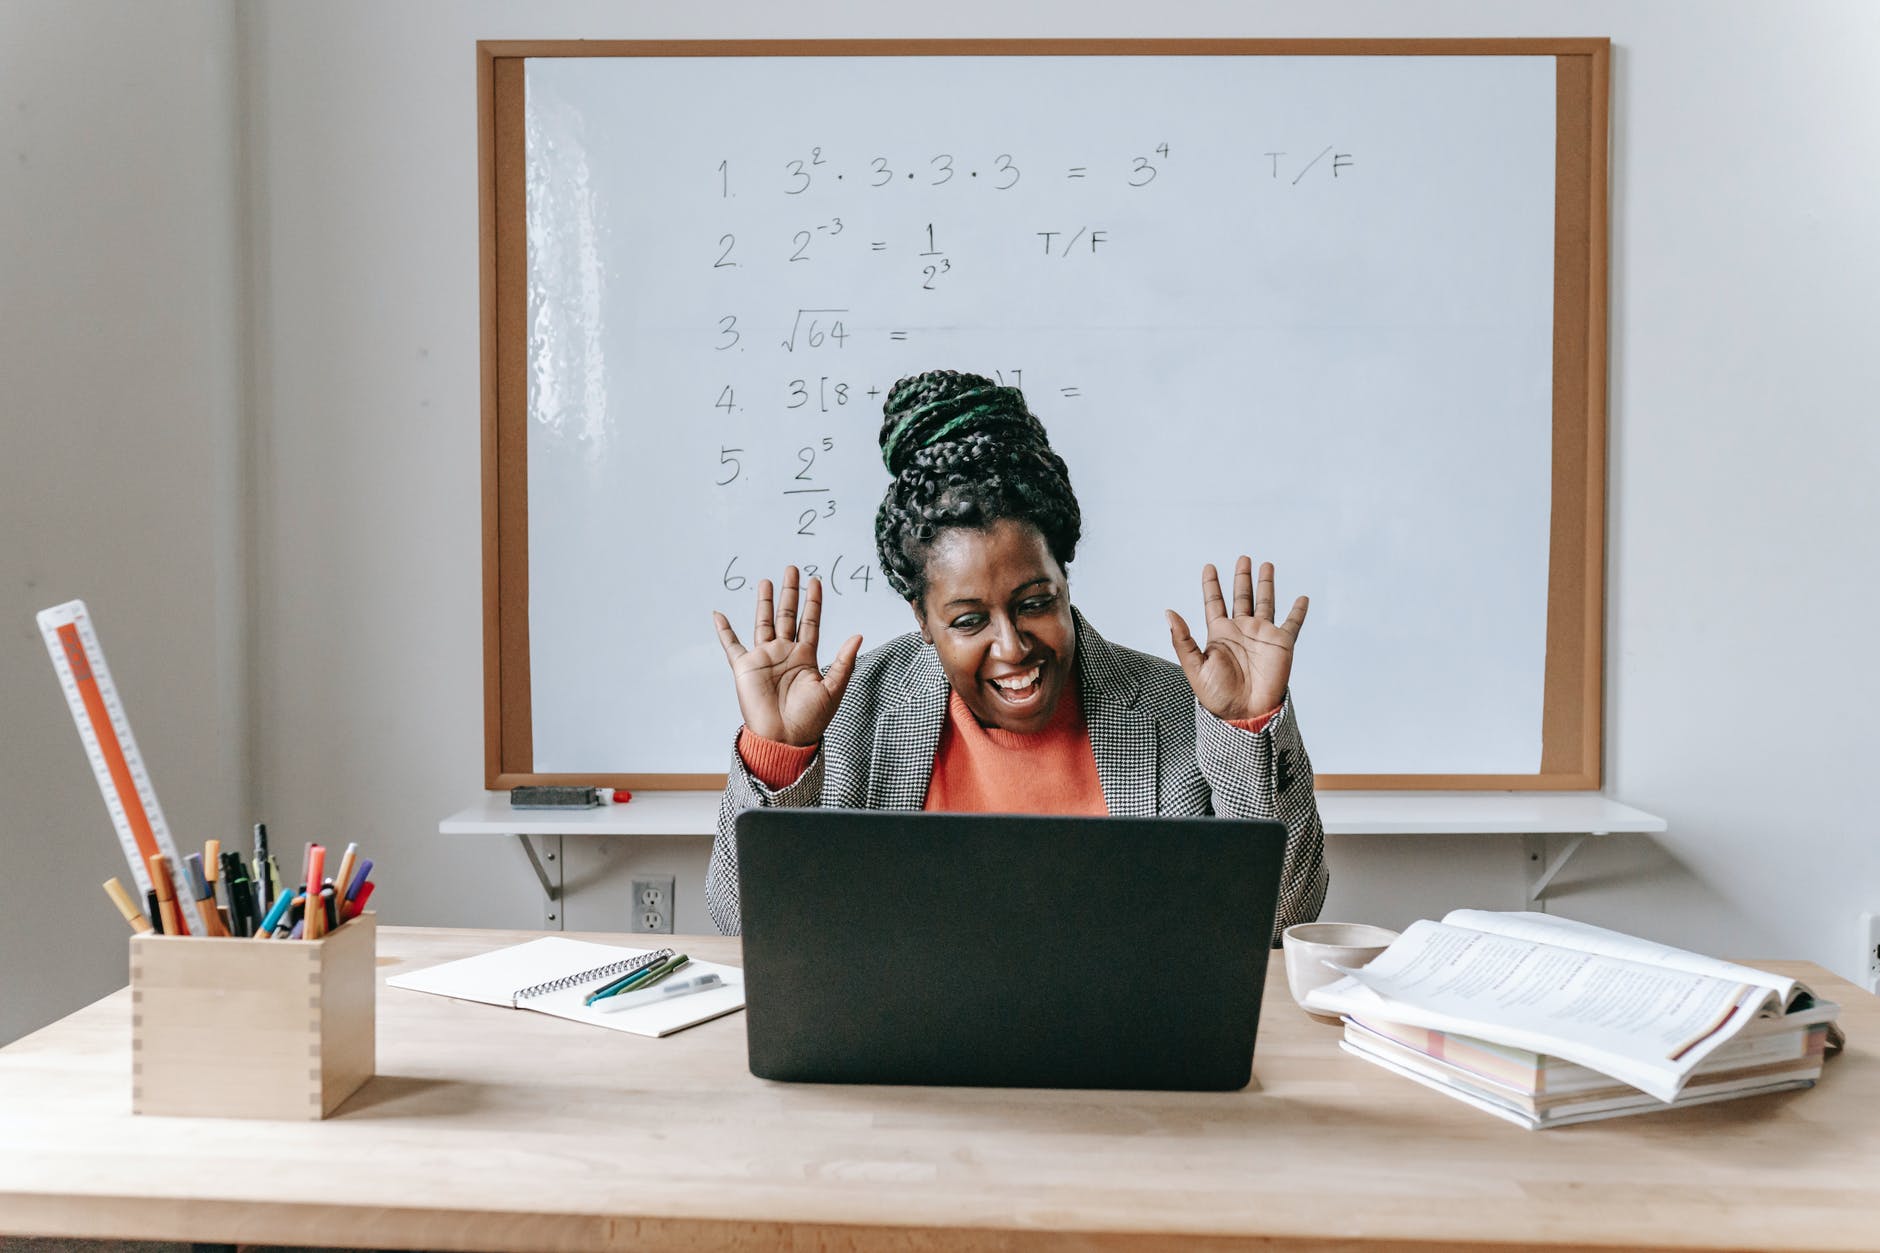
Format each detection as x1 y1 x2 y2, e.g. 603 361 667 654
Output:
1303 909 1841 1103
386 937 745 1038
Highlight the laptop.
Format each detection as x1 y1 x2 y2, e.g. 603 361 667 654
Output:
734 809 1286 1091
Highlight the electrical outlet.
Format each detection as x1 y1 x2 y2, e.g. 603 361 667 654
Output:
630 874 675 934
1862 913 1880 995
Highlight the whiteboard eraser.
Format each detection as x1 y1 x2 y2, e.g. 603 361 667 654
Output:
510 786 601 809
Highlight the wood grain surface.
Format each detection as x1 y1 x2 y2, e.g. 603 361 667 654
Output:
2 926 1875 1252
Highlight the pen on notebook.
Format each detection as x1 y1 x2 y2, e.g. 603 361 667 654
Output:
588 955 678 1002
103 878 152 934
635 954 689 990
591 955 689 1004
581 949 675 1005
597 972 723 1013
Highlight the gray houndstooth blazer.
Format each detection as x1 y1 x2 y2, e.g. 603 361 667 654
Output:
707 607 1328 943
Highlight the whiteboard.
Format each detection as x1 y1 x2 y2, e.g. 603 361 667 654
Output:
511 51 1564 780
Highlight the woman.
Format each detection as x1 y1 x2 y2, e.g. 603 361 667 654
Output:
707 370 1326 940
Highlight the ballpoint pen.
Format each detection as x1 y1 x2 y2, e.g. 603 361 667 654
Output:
590 955 690 1005
582 951 678 1006
597 972 723 1013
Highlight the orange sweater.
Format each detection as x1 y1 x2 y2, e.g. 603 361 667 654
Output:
737 692 1277 812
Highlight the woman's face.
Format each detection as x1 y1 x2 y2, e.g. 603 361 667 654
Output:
914 518 1076 733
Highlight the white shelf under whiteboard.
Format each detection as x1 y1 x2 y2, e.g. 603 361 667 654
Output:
442 791 1665 928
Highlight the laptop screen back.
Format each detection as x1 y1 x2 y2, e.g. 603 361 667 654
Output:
735 810 1285 1091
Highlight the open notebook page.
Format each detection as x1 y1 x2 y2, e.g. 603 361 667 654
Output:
387 936 745 1037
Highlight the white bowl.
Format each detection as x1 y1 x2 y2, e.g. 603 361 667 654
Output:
1281 922 1401 1019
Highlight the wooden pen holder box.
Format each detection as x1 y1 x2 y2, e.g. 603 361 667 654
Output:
130 912 376 1119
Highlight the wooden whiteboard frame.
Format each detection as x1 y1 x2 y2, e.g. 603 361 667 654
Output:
478 38 1611 792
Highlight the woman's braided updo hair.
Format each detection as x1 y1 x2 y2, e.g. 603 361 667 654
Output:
873 370 1082 604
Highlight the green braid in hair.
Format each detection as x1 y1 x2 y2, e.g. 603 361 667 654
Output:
873 370 1082 604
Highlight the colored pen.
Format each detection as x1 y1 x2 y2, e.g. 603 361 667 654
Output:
221 851 256 937
237 851 260 936
330 844 358 913
581 949 675 1005
145 888 163 934
587 952 678 1001
321 883 338 932
344 881 375 920
274 892 306 939
148 854 182 937
103 878 152 933
591 955 688 1005
345 859 373 903
598 972 723 1013
304 847 326 939
253 823 271 913
183 853 229 937
258 886 294 936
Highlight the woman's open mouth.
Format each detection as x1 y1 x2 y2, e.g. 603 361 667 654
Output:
987 662 1046 709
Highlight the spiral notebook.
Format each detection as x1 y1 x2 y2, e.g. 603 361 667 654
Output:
386 937 745 1037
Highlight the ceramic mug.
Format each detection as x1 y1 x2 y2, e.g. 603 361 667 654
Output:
1281 922 1401 1019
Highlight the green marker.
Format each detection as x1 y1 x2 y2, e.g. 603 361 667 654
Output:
585 954 686 1006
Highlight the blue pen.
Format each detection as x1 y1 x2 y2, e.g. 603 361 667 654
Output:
345 858 373 903
590 955 689 1005
258 887 294 936
582 951 676 1006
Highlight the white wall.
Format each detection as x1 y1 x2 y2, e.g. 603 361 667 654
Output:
0 0 248 1043
243 0 1880 975
6 0 1878 1044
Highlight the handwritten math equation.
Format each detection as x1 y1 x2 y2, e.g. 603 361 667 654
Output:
696 142 1350 593
707 363 1053 601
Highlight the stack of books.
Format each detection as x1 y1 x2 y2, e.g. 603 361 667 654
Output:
1304 910 1843 1130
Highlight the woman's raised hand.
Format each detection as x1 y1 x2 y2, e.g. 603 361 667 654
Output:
1167 557 1308 723
712 567 863 748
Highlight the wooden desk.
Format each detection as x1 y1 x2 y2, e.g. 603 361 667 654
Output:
2 927 1875 1252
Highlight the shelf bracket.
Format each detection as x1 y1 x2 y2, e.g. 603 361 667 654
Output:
1524 833 1590 909
516 834 564 930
